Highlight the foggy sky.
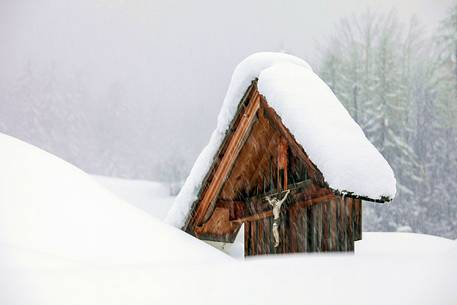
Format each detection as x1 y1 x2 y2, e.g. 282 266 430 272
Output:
0 0 453 179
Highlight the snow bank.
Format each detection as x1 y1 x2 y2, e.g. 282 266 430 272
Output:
0 233 455 305
356 232 457 255
166 52 396 228
94 175 174 220
0 133 230 265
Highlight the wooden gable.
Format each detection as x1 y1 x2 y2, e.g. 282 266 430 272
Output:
180 80 365 256
183 81 342 242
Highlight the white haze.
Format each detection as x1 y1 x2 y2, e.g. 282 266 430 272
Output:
0 0 452 179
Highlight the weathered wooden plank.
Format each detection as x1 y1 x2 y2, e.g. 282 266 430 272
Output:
336 197 344 251
358 198 362 240
329 200 337 251
241 134 279 196
263 218 268 254
220 108 281 200
315 203 322 252
285 211 290 253
193 91 261 227
296 208 304 252
307 205 315 252
230 193 334 224
289 206 298 253
302 206 309 252
250 221 256 256
184 83 257 230
294 193 336 209
277 137 288 191
339 197 348 251
268 217 275 254
244 222 250 256
244 179 312 206
257 220 264 255
232 210 273 223
346 198 354 251
322 201 329 251
277 214 282 254
354 198 362 241
194 207 239 242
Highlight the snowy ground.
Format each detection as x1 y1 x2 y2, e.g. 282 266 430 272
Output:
1 133 456 305
94 175 174 220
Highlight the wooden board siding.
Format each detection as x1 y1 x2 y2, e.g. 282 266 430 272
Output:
345 198 354 251
289 206 298 253
354 198 362 241
184 83 367 256
322 201 330 251
336 197 345 251
244 196 359 256
188 85 328 235
194 207 238 242
244 222 249 255
329 200 337 250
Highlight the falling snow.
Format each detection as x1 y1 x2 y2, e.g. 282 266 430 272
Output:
166 52 396 228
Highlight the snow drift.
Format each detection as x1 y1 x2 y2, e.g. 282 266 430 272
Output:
94 175 174 220
0 133 229 265
0 133 454 305
0 232 455 305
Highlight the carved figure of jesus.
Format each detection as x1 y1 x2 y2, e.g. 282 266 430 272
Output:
265 189 290 248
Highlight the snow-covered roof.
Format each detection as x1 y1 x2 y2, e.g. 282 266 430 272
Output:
166 52 396 228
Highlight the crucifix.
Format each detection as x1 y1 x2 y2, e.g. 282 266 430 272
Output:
265 189 290 248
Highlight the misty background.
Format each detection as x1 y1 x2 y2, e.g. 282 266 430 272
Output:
1 0 456 238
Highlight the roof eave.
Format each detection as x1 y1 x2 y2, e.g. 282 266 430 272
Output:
333 190 392 203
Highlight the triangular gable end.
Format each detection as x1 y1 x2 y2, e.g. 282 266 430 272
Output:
167 52 396 254
184 80 342 242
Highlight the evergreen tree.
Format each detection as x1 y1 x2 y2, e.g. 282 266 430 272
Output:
430 2 457 236
319 5 457 238
319 12 423 233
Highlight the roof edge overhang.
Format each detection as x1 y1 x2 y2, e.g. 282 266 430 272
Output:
182 79 391 232
333 190 392 203
182 81 260 231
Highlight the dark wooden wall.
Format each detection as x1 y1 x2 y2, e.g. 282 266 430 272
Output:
187 84 365 255
244 197 362 256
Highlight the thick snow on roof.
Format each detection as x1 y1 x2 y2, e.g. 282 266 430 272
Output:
0 133 230 265
166 52 396 228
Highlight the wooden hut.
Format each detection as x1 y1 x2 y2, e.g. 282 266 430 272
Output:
166 53 396 256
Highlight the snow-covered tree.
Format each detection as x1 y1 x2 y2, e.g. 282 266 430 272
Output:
319 5 457 238
319 12 424 233
428 2 457 236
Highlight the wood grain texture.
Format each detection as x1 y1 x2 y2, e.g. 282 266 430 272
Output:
193 91 261 226
184 84 362 256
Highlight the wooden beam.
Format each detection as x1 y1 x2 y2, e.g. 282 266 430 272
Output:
215 179 313 221
333 191 390 203
194 207 240 242
293 193 336 209
232 210 273 224
192 91 261 226
248 179 312 202
277 137 288 191
231 193 336 223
